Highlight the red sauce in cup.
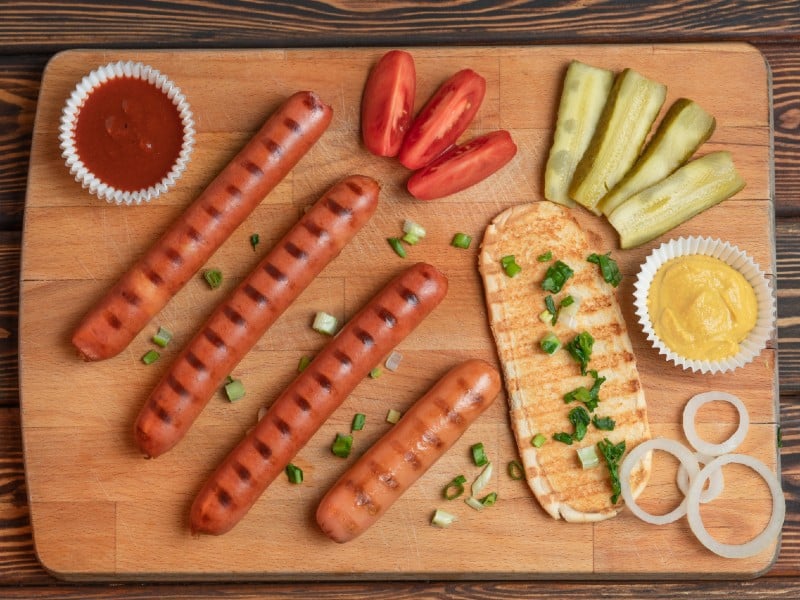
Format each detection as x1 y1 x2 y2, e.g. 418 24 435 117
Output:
74 77 184 191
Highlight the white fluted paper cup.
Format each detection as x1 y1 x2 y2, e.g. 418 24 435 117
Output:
633 236 774 375
58 60 195 205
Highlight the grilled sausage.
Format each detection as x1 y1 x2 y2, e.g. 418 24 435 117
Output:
71 91 333 361
134 175 380 459
190 262 448 535
316 359 500 543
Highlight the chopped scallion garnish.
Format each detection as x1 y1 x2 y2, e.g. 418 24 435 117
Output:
587 252 622 287
451 232 472 249
471 462 493 497
471 442 488 466
507 460 524 480
480 491 498 507
540 332 561 355
577 445 600 470
386 408 402 424
331 433 353 458
465 496 485 511
500 254 521 277
553 432 574 445
443 475 467 500
537 250 553 262
312 311 339 336
351 413 366 432
250 233 260 251
566 331 595 375
285 463 303 484
592 414 616 431
369 367 382 379
387 237 407 258
542 260 573 293
531 433 547 448
141 349 160 365
431 508 457 528
402 219 427 239
598 438 626 503
297 355 312 372
152 326 173 348
224 378 245 402
203 268 223 289
402 232 420 245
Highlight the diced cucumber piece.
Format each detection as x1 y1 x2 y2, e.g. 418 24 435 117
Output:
544 60 614 207
569 68 667 213
598 98 716 216
607 151 745 249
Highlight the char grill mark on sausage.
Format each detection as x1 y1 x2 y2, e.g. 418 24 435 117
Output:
164 247 183 266
105 311 122 330
186 226 202 243
202 327 227 350
153 402 171 424
243 283 268 306
120 289 141 307
400 287 420 306
222 305 246 327
253 438 272 460
353 327 374 347
284 117 301 133
377 307 397 328
263 262 288 283
143 267 164 287
185 350 207 373
284 241 308 260
302 220 327 240
261 137 283 156
314 373 333 392
234 461 252 483
274 417 291 437
166 374 190 398
294 393 312 413
204 204 222 221
217 488 232 507
225 184 243 201
332 349 352 369
241 160 264 178
345 180 364 196
325 197 353 218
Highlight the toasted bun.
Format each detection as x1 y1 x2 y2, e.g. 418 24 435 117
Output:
479 201 651 522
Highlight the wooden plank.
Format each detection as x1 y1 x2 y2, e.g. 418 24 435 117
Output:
18 45 777 580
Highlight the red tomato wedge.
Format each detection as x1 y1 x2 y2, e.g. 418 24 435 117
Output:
398 69 486 170
407 130 517 200
361 50 417 157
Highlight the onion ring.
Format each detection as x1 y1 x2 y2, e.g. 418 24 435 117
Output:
682 391 748 456
620 438 700 525
685 453 785 559
677 452 724 503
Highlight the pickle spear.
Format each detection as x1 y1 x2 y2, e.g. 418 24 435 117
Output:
544 60 614 207
569 68 667 213
607 151 745 249
598 98 716 216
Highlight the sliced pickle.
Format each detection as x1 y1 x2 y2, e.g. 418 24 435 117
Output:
544 60 614 207
598 98 716 216
607 151 745 249
569 68 667 213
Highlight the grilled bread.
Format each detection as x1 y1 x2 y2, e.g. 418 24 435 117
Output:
479 201 651 522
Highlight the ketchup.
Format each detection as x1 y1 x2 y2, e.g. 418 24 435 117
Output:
74 77 183 191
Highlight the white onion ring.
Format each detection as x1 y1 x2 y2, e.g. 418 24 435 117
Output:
620 438 700 525
685 453 785 559
683 391 749 456
677 452 724 503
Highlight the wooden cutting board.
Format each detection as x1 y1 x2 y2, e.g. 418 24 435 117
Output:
19 44 779 581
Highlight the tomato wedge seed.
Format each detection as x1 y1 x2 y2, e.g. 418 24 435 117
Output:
361 50 417 157
407 130 518 200
398 68 487 170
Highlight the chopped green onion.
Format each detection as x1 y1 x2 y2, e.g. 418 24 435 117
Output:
250 233 260 251
465 496 485 511
598 438 626 503
471 462 493 497
537 250 553 262
568 406 591 442
312 311 339 335
577 445 600 470
285 463 303 484
471 442 489 466
480 491 498 507
560 295 575 308
402 232 420 245
566 331 595 375
141 349 160 365
368 367 382 379
500 255 522 277
297 355 312 372
553 432 574 445
587 252 622 287
152 326 173 348
778 426 784 448
224 378 245 402
542 260 573 293
403 219 427 239
592 414 616 431
507 460 524 480
540 332 561 355
203 268 223 289
351 413 366 432
431 508 457 528
386 408 402 424
539 309 554 325
443 475 467 500
387 237 407 258
564 369 606 411
331 433 353 458
531 433 547 448
451 232 473 249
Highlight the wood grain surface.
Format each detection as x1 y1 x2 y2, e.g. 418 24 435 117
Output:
18 44 778 581
2 0 800 597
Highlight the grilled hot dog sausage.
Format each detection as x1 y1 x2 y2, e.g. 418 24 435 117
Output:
190 262 448 535
316 359 500 543
134 175 380 458
72 91 333 361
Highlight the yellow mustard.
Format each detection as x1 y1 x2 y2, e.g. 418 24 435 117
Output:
647 254 758 361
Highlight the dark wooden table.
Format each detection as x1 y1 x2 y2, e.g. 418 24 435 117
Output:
2 1 800 597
